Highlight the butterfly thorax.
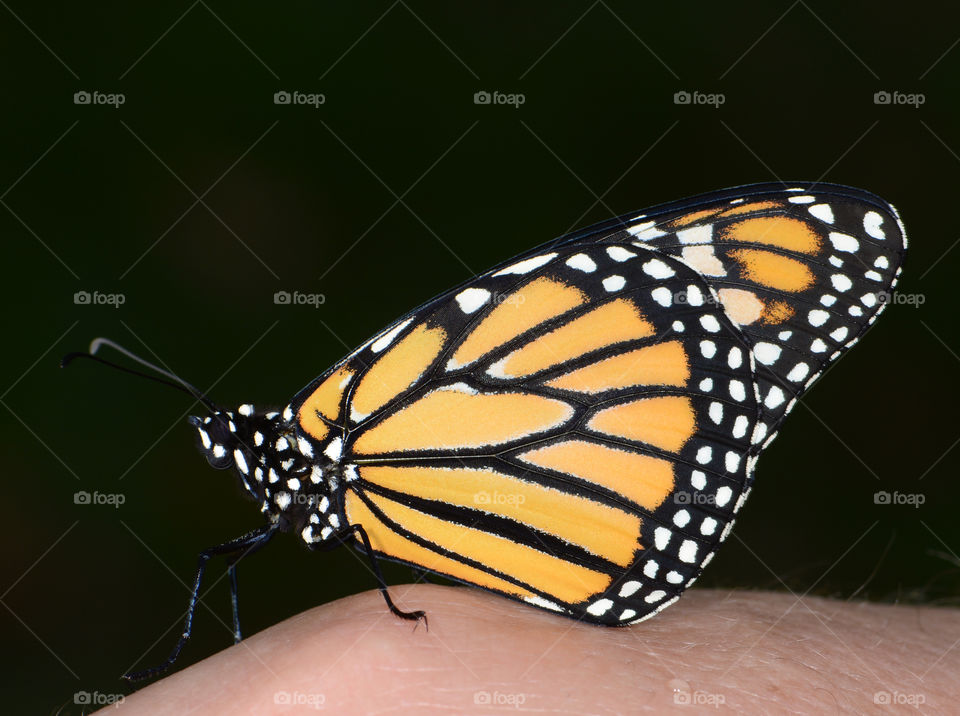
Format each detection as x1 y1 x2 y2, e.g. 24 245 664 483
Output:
190 404 344 542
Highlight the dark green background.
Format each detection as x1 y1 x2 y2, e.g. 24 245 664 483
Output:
2 2 956 711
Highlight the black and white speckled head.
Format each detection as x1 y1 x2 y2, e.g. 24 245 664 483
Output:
189 403 343 542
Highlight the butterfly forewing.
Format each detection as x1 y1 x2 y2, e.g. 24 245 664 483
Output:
594 184 907 438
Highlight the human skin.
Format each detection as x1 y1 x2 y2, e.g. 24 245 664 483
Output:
102 585 958 714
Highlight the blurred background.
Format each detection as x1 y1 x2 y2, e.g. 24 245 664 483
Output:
1 1 957 711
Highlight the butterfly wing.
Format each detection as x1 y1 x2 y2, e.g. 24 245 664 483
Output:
290 183 905 624
588 183 907 443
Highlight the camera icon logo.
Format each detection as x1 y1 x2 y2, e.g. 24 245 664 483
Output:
74 290 91 305
874 490 891 505
74 491 92 505
673 90 691 105
474 91 491 105
274 290 291 305
74 91 91 105
873 90 891 105
274 91 291 105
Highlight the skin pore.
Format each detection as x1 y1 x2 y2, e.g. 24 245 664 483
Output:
106 585 959 714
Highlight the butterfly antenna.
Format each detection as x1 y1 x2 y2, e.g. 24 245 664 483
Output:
62 337 220 413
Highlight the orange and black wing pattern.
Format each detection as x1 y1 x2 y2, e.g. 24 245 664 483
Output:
290 183 906 624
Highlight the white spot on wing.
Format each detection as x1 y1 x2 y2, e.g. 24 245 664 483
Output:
808 204 834 223
681 245 726 276
808 309 829 327
829 232 859 253
455 287 491 314
602 275 626 292
678 540 698 563
732 415 749 438
765 386 786 409
493 253 557 276
676 224 713 245
642 259 675 279
606 246 636 262
709 402 723 424
715 486 732 507
627 221 666 240
699 315 721 333
729 380 746 402
654 526 671 550
586 598 613 616
565 253 596 272
651 287 672 307
787 362 810 382
525 595 564 612
831 274 852 292
371 318 412 353
753 342 781 365
863 211 885 239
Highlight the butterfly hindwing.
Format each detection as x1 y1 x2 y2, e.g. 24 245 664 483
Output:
293 241 762 623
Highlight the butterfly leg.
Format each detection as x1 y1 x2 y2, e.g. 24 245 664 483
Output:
319 523 428 628
122 521 279 681
224 525 274 644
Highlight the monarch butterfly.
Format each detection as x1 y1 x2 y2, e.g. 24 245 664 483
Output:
67 182 906 680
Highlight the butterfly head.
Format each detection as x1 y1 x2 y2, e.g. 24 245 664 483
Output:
188 404 339 538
